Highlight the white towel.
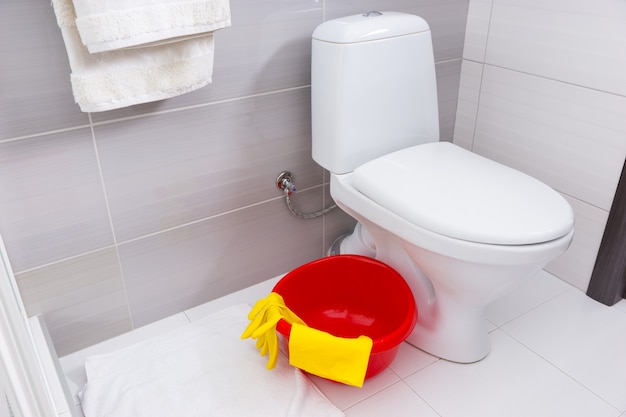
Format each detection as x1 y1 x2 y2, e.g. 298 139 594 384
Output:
78 305 344 417
72 0 231 53
51 0 230 112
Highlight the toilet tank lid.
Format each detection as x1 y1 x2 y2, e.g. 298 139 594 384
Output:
352 142 575 245
312 11 430 44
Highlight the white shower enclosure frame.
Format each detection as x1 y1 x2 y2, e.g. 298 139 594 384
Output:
0 234 58 417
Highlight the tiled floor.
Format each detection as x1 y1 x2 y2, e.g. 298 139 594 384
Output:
60 270 626 417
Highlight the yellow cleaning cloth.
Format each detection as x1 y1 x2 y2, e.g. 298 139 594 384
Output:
288 323 373 388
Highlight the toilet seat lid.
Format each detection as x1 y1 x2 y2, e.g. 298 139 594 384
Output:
351 142 574 245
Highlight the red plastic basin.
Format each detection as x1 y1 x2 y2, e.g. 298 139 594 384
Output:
274 255 417 380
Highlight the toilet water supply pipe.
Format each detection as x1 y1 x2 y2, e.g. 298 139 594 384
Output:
276 171 337 219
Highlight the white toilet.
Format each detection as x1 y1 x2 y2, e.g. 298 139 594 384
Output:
312 12 575 363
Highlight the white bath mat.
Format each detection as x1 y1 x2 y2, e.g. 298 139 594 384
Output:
78 304 344 417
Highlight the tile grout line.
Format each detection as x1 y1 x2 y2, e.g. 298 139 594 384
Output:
88 111 137 330
499 324 622 414
14 184 326 275
492 285 576 330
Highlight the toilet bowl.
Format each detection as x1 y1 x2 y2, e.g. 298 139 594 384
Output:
311 12 575 362
330 143 574 362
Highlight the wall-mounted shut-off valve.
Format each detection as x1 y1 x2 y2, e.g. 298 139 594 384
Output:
275 170 336 219
276 171 297 195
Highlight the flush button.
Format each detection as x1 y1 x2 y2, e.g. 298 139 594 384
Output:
362 11 383 17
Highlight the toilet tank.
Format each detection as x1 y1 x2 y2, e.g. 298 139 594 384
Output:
311 12 440 174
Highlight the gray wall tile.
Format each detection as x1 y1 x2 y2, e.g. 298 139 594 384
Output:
0 129 114 272
436 59 463 142
0 0 89 138
119 190 324 326
95 89 320 242
16 248 132 356
462 0 492 61
453 60 483 150
485 0 626 95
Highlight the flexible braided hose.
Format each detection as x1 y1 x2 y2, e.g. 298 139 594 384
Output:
284 191 337 219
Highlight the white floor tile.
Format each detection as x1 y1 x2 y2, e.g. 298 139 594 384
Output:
503 288 626 411
486 319 498 333
345 381 439 417
404 329 618 417
388 341 439 379
615 299 626 314
485 269 572 327
308 368 399 411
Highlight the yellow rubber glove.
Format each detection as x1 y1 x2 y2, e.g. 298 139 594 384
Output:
241 292 305 369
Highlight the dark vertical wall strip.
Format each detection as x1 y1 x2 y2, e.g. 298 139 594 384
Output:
587 158 626 305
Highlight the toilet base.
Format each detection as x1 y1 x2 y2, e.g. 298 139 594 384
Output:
336 222 376 258
404 304 491 363
333 216 569 363
327 234 346 256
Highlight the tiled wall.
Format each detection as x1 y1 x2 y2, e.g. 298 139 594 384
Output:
0 0 468 355
455 0 626 291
